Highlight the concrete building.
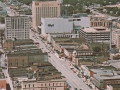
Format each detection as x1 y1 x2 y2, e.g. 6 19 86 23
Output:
9 63 66 90
112 29 120 49
90 15 111 27
3 39 34 50
5 16 30 40
80 27 110 42
87 66 120 90
7 49 48 68
32 0 60 28
71 13 90 28
40 18 73 36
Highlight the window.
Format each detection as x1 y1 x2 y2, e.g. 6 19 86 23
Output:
53 83 54 86
56 83 58 86
33 84 34 87
29 84 30 87
77 19 81 21
25 85 26 88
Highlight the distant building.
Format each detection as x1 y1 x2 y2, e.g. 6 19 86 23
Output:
32 0 60 28
0 4 7 16
5 16 30 40
80 27 110 42
86 65 120 90
112 29 120 49
90 15 111 27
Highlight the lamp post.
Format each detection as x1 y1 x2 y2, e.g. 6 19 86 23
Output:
12 38 17 49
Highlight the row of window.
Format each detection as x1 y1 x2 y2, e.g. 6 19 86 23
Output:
24 83 64 88
56 35 79 38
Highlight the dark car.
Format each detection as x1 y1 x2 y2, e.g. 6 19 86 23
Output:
74 88 78 90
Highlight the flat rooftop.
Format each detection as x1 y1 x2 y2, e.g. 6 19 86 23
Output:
53 37 86 44
108 60 120 69
9 62 63 81
110 84 120 88
82 27 109 33
87 65 116 70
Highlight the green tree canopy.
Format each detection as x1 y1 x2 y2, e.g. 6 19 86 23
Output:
92 46 101 52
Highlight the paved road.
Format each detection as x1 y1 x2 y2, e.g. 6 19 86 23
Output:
3 68 13 90
31 31 92 90
0 53 13 90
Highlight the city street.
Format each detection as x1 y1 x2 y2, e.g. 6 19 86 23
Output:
31 32 92 90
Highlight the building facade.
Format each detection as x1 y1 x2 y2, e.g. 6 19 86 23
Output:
112 29 120 49
22 79 66 90
32 1 60 28
5 16 30 40
71 13 90 28
80 27 110 42
90 16 111 27
40 18 73 36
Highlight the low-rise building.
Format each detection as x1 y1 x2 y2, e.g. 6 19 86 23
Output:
7 51 48 68
80 27 110 42
3 39 34 50
9 62 66 90
86 65 120 90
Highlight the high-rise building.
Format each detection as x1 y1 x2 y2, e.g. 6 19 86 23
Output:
32 0 60 28
5 16 30 40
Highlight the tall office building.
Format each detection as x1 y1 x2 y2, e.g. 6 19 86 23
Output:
32 0 60 28
5 16 30 40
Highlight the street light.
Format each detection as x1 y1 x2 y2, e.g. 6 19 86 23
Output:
12 38 17 49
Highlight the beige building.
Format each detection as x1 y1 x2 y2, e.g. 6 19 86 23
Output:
112 29 120 49
22 79 66 90
32 1 60 28
90 15 111 27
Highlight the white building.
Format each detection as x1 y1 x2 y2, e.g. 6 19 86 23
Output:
40 18 73 36
5 16 30 40
72 17 90 28
71 13 90 28
80 27 110 42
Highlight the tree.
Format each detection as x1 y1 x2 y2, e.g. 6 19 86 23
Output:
85 9 90 14
0 17 5 24
93 46 101 52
